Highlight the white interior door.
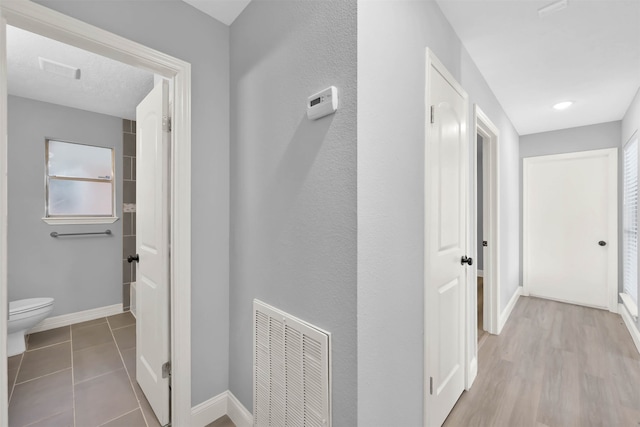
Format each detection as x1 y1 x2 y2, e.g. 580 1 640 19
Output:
135 80 170 425
524 148 618 311
425 53 469 427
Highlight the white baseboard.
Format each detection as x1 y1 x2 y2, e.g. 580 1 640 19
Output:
619 303 640 355
227 391 253 427
191 391 227 427
477 270 484 278
498 286 522 334
190 390 252 427
466 357 477 390
28 303 123 333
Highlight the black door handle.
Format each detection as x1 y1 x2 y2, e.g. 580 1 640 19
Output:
461 256 473 266
598 241 607 247
127 254 139 263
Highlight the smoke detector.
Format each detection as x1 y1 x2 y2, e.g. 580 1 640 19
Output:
38 57 81 79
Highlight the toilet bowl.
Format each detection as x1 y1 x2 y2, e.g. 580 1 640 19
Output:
8 298 54 357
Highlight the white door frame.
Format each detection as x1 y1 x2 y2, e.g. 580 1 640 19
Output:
523 148 618 313
473 106 501 336
0 2 192 426
423 48 470 426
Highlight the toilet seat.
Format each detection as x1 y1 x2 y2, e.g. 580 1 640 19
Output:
10 298 54 317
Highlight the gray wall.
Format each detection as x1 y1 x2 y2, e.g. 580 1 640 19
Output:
357 1 521 425
622 88 640 331
8 95 123 316
34 0 231 406
519 121 622 287
477 135 484 270
229 0 357 425
520 121 622 158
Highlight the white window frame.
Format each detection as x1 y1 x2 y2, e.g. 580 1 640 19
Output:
43 138 118 224
622 132 639 319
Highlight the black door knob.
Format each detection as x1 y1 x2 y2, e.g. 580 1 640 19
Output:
461 256 473 266
598 241 607 247
127 254 139 263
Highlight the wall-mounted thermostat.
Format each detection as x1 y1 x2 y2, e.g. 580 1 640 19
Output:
307 86 338 120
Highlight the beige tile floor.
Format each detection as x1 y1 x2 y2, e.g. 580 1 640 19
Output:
7 312 162 427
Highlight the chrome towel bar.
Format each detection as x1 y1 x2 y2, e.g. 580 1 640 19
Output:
50 230 112 238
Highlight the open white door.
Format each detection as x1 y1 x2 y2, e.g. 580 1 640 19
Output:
425 51 469 427
134 80 170 425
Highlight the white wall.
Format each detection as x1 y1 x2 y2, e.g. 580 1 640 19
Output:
33 0 230 406
8 95 122 316
229 1 357 424
357 1 520 425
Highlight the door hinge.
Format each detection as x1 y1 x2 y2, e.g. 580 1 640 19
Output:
162 116 172 132
430 377 433 395
483 241 488 247
430 106 435 124
162 361 171 378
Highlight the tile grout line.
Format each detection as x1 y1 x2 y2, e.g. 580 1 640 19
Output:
70 325 76 427
98 407 141 427
13 366 71 386
26 339 71 353
107 314 150 427
8 352 24 404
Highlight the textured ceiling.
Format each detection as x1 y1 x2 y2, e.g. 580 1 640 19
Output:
436 0 640 135
182 0 252 25
7 26 154 120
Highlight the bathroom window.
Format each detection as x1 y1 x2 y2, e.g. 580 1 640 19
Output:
43 139 117 224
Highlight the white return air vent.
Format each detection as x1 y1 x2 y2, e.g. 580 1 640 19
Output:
254 300 331 427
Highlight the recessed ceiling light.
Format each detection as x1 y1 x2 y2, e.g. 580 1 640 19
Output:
553 101 573 111
38 57 81 80
538 0 568 18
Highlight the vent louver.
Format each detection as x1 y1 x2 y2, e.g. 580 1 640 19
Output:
254 300 331 427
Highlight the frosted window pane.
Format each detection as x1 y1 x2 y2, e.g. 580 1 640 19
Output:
48 180 113 216
48 140 113 179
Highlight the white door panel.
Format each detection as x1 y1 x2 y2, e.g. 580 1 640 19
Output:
425 55 469 427
136 80 170 425
524 149 617 310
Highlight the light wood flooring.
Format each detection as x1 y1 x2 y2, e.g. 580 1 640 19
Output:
445 296 640 426
478 277 489 345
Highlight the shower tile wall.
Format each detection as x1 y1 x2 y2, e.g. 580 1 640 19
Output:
122 119 136 310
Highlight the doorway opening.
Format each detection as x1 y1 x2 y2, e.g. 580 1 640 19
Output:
476 134 489 347
0 2 193 426
472 105 500 346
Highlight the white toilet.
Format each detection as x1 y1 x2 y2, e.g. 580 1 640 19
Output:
8 298 54 357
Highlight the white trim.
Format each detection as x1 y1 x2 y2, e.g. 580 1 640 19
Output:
42 216 119 225
466 357 477 391
619 303 640 355
620 293 638 320
523 148 618 313
191 392 228 427
468 105 501 393
474 105 501 337
0 2 192 426
28 303 123 333
227 391 253 427
0 14 8 425
498 286 522 334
